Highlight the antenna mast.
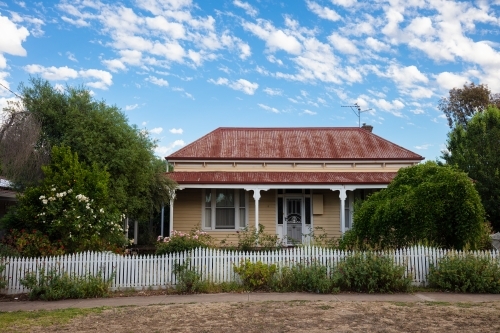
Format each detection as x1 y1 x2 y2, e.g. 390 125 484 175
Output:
341 103 373 127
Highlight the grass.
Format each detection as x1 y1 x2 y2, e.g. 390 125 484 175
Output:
0 307 110 333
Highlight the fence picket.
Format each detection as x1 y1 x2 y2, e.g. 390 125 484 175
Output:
3 245 500 294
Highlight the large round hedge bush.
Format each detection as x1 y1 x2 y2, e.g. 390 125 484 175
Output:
349 161 487 250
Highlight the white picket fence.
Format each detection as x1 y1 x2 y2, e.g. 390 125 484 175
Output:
1 246 499 294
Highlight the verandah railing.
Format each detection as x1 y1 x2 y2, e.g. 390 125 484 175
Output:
1 246 499 294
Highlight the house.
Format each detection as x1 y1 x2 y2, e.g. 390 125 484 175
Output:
165 126 424 245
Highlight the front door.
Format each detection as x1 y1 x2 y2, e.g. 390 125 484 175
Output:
285 198 302 244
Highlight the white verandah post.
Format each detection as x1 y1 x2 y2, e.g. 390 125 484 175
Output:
339 188 347 235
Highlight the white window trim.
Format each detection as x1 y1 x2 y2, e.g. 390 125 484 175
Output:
201 188 248 231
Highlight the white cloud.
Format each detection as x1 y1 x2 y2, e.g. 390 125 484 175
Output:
267 55 283 65
233 0 258 17
150 127 163 134
0 14 30 56
155 139 185 156
415 144 432 150
67 52 77 62
125 104 139 111
263 87 283 96
410 109 425 115
435 72 469 91
306 1 341 21
258 103 280 113
385 64 428 88
208 77 258 95
328 33 358 54
331 0 357 7
302 109 317 115
23 65 113 89
169 128 183 134
365 37 389 52
61 16 89 27
102 59 127 72
230 79 259 95
243 20 302 55
147 76 169 87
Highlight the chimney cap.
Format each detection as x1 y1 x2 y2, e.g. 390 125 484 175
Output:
361 123 373 132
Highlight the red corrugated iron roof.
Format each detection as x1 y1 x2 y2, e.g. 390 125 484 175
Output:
168 171 397 185
167 127 424 161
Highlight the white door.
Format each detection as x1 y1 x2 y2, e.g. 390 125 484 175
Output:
285 198 302 245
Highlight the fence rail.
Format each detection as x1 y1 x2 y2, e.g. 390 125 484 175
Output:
1 246 499 294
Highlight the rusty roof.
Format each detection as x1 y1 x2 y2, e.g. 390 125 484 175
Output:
167 127 423 161
169 171 397 185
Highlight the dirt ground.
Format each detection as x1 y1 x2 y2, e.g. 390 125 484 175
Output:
11 300 500 333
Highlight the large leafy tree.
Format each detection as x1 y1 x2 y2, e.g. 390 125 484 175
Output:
1 77 174 223
442 106 500 231
438 82 500 128
350 161 487 250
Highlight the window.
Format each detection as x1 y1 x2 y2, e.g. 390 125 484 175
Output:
344 192 353 230
203 189 247 230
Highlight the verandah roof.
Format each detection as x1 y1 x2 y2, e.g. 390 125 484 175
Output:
168 171 397 185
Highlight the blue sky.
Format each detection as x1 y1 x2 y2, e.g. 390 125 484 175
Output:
1 0 500 161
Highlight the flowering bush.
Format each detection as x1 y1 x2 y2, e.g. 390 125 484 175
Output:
2 229 65 257
1 146 128 254
156 229 213 255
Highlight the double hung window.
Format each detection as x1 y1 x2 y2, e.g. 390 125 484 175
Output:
203 189 247 230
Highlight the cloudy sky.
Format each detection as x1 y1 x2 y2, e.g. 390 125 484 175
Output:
1 0 500 161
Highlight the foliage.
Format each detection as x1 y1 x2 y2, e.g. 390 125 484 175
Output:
1 229 65 257
222 224 282 251
0 242 20 257
0 260 6 290
233 259 277 290
428 254 500 293
332 253 412 293
273 261 337 293
438 82 500 128
1 146 127 253
1 77 175 225
156 229 213 255
349 161 486 250
20 266 113 300
442 106 500 231
304 227 340 248
173 259 204 293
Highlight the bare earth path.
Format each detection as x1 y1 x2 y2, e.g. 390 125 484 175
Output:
10 300 500 333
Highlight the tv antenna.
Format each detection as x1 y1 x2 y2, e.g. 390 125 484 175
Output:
341 103 373 127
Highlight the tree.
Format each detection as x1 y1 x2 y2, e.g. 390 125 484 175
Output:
439 82 500 128
0 100 49 188
2 146 126 254
349 161 487 250
0 77 175 224
442 106 500 231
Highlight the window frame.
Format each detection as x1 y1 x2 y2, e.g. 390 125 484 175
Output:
202 188 248 231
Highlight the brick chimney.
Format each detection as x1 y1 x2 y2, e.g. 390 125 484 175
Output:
361 123 373 132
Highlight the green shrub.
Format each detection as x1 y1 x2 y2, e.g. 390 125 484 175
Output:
233 259 277 290
428 254 500 293
173 260 204 293
224 224 282 251
20 267 113 300
0 243 20 257
332 252 412 293
2 229 65 257
350 162 487 250
0 261 7 290
273 262 336 293
156 229 213 255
